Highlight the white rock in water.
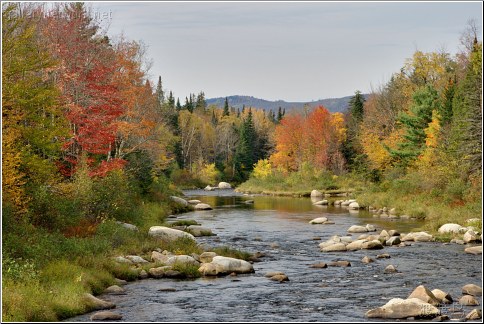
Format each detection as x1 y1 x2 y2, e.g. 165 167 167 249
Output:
465 246 482 255
166 255 200 267
310 190 323 197
365 298 440 319
194 203 213 210
438 223 465 234
309 217 328 224
313 200 328 205
170 196 188 207
218 182 232 189
148 226 195 241
348 202 360 210
187 225 213 236
348 225 369 233
199 256 254 275
188 199 202 204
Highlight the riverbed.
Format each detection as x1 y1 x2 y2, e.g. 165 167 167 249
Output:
69 190 482 322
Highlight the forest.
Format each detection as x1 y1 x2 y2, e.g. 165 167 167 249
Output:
1 2 482 322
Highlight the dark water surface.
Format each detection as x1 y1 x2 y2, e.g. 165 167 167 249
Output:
69 190 482 322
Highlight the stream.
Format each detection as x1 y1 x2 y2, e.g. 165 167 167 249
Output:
70 189 482 322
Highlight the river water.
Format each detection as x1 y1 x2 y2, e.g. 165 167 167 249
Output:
70 190 482 322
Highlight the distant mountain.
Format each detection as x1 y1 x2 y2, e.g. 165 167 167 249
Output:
206 95 368 113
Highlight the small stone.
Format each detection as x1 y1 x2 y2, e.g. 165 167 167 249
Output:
459 295 480 306
139 269 148 279
310 262 328 268
158 287 177 292
328 261 351 267
465 309 482 320
90 311 123 321
462 284 482 296
361 256 374 264
114 278 127 286
465 246 482 254
230 272 237 276
312 237 322 241
432 315 450 322
264 271 285 278
103 285 126 295
384 265 397 274
270 274 289 282
377 253 391 259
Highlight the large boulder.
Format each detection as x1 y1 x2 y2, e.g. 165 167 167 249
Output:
459 295 479 306
465 246 482 255
462 284 482 297
199 252 217 263
431 289 453 304
321 243 347 252
408 285 440 306
365 298 440 319
438 223 465 234
309 217 328 225
187 225 213 236
199 256 254 275
103 285 126 295
386 236 401 246
310 190 323 197
348 202 360 210
348 225 368 233
170 196 188 207
83 293 115 311
188 199 201 204
166 255 200 267
148 226 195 241
346 240 366 251
463 230 479 243
362 240 384 250
194 203 213 210
218 182 232 189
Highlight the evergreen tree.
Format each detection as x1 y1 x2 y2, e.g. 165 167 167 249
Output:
348 90 365 122
277 106 283 123
211 109 218 126
237 108 240 118
389 85 440 166
155 76 165 105
176 98 182 111
223 97 230 116
167 91 175 109
342 90 366 170
234 109 257 180
195 91 206 113
187 95 194 113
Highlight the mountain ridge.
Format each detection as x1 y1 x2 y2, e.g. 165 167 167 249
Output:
206 94 368 113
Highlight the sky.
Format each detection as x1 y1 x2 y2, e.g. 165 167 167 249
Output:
91 1 482 102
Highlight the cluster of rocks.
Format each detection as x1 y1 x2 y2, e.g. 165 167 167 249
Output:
366 284 482 320
171 196 213 211
264 271 289 282
438 223 482 255
318 225 429 252
204 182 232 191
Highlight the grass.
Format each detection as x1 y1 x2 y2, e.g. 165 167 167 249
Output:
212 246 252 261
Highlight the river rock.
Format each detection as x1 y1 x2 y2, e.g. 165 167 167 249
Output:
139 270 148 279
265 271 285 277
309 217 328 224
194 203 213 210
209 256 255 275
83 293 115 311
125 255 149 264
313 200 329 206
380 230 390 238
408 285 440 306
340 236 353 243
362 240 384 250
463 230 479 243
170 196 188 207
204 185 215 191
116 221 139 231
438 223 465 234
346 240 366 251
365 298 440 319
465 309 482 320
348 225 368 233
188 199 201 204
389 208 397 215
311 190 323 197
149 266 173 278
90 311 123 321
384 265 397 274
114 256 132 264
114 278 127 286
321 243 347 252
218 182 232 189
366 224 376 232
386 236 401 246
431 289 453 304
310 262 328 268
187 225 213 236
361 256 374 264
198 263 218 276
166 255 200 267
465 245 482 254
348 202 360 210
328 261 351 267
388 230 400 237
459 295 479 306
199 252 217 263
269 274 289 282
151 250 172 264
103 285 126 295
462 284 482 296
402 232 433 242
148 226 195 241
376 253 391 259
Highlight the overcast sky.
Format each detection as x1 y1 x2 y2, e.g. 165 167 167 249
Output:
92 1 482 102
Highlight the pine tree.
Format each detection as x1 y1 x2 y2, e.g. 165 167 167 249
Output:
195 91 206 113
342 90 366 170
389 85 440 166
211 109 218 126
234 109 257 180
223 97 230 116
155 76 165 105
176 98 182 111
277 107 283 123
348 90 365 122
167 91 175 109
